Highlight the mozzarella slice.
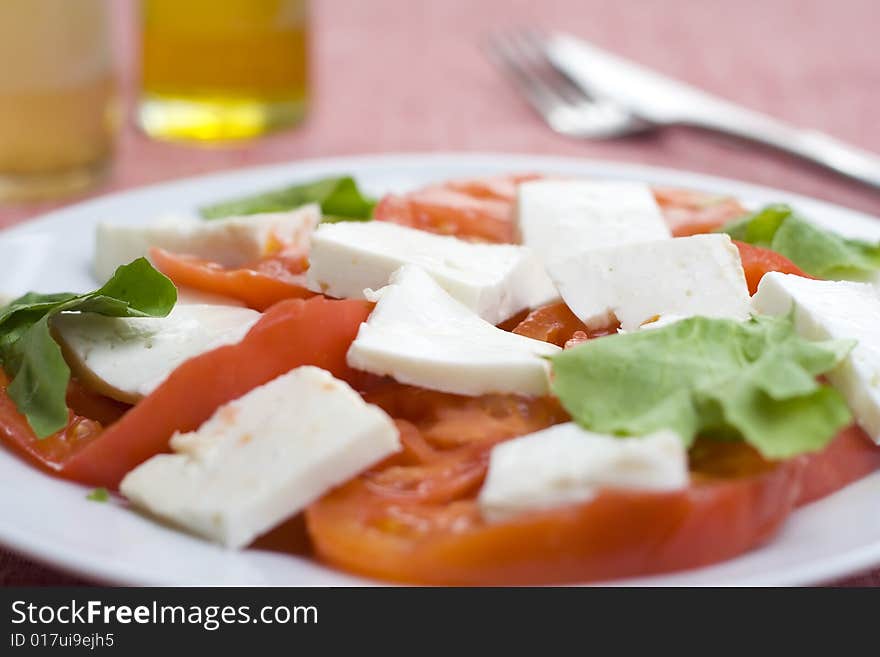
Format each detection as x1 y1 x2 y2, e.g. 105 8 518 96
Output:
479 422 687 521
516 179 671 266
94 204 319 283
54 304 260 403
120 366 400 548
549 234 751 331
347 265 560 396
752 272 880 443
306 220 557 325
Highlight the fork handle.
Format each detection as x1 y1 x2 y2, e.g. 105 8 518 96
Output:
681 108 880 191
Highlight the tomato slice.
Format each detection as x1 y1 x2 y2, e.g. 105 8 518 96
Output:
306 426 880 585
795 425 880 505
150 247 314 311
305 457 801 585
652 187 749 237
306 373 880 585
374 174 540 243
363 382 569 450
511 301 617 347
65 378 131 427
444 174 542 202
58 296 373 489
0 373 108 473
733 240 813 294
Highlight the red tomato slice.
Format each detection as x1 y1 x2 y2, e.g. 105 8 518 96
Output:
795 425 880 505
305 457 801 585
444 173 542 202
511 301 617 347
65 378 131 427
306 426 880 585
734 240 813 294
304 377 880 585
374 174 540 243
59 297 373 489
653 187 749 237
363 382 569 450
150 247 314 311
0 373 108 473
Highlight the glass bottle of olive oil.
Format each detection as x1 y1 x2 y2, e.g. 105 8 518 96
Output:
138 0 309 143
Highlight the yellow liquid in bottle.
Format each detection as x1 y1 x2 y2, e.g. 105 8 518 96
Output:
139 0 309 142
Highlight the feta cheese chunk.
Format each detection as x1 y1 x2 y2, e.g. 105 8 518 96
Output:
517 180 671 266
479 422 687 521
549 233 751 331
54 304 260 403
94 204 319 283
347 265 560 396
306 221 557 325
752 272 880 443
120 366 401 548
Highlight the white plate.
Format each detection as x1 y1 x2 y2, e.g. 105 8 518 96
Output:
1 152 880 586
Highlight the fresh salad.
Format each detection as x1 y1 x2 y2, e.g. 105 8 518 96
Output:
2 172 880 585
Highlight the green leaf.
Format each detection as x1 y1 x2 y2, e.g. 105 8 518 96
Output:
199 176 376 221
79 257 178 318
6 316 71 438
550 314 854 459
86 487 110 502
719 204 880 279
0 258 177 438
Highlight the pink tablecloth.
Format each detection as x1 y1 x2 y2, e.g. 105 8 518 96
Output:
1 0 879 586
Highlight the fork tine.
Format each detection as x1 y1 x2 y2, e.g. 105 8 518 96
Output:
513 29 597 105
487 29 647 139
486 31 570 123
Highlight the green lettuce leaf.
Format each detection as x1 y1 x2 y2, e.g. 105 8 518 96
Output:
721 204 880 279
199 175 376 221
0 258 177 437
550 314 854 459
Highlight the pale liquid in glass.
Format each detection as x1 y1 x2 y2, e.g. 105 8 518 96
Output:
0 0 116 201
139 0 309 143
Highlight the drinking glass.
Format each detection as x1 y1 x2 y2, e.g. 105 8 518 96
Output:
138 0 310 143
0 0 117 202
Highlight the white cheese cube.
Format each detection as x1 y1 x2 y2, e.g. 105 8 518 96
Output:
347 265 560 396
306 221 557 325
479 422 688 522
54 304 260 403
94 204 319 283
752 272 880 443
120 366 400 548
516 180 671 266
549 233 751 331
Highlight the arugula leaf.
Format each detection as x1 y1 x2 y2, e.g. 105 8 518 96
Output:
0 258 177 438
550 314 853 459
721 204 880 279
199 176 376 221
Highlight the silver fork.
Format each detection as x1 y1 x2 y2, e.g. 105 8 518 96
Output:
488 29 880 191
486 30 649 139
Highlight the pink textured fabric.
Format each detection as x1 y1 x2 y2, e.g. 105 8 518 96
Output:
0 0 878 586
